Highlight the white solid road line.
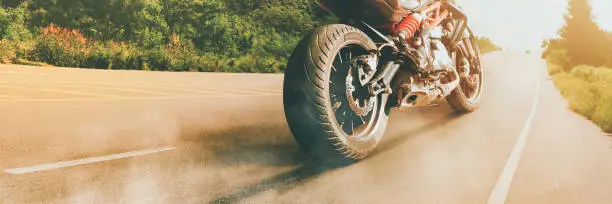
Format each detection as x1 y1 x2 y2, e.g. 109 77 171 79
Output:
487 70 542 204
3 146 177 175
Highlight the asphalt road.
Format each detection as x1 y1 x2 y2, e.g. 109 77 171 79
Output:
0 52 611 204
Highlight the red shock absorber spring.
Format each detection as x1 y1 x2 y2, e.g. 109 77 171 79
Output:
394 13 421 41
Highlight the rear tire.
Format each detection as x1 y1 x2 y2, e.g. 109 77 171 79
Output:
283 24 389 165
447 28 484 113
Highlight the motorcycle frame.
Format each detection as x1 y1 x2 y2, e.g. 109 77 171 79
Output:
421 1 449 29
313 0 473 111
314 0 469 50
314 0 470 84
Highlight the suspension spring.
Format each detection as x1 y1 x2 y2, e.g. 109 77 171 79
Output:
394 13 422 41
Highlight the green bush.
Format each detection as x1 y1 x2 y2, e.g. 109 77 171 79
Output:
143 34 207 72
199 53 224 72
551 63 612 133
144 47 169 71
162 34 202 72
0 39 16 61
84 42 143 70
592 92 612 133
571 65 612 83
553 73 599 118
13 40 35 59
83 44 113 69
224 54 282 73
575 66 612 133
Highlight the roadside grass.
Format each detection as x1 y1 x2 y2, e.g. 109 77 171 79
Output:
548 62 612 133
12 58 51 67
0 57 51 67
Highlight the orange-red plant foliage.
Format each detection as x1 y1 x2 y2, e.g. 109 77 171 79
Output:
42 23 88 48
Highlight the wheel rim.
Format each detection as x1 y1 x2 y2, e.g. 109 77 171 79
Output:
459 34 484 103
329 44 379 141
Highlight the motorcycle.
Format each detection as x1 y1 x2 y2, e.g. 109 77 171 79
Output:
283 0 484 164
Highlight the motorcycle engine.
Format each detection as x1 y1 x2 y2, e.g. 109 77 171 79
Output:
390 23 460 108
433 47 455 77
419 25 454 73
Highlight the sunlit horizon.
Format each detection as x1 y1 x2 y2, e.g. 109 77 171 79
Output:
457 0 612 52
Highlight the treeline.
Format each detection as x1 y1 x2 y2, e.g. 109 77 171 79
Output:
0 0 331 72
542 0 612 133
542 0 612 70
473 36 502 53
0 0 498 72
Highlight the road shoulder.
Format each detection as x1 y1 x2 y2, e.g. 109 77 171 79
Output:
506 73 612 204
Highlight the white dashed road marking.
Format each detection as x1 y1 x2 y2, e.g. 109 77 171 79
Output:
3 146 177 175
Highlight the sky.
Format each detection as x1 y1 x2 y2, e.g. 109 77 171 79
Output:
456 0 612 52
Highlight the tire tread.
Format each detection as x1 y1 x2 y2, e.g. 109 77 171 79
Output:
284 24 379 163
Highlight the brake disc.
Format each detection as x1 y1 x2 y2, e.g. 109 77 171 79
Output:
346 68 376 117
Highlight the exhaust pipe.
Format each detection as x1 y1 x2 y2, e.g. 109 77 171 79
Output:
399 68 460 108
400 84 443 108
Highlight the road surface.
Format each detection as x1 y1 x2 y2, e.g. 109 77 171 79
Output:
0 52 610 204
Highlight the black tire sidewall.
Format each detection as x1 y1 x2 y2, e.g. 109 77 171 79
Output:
283 24 389 163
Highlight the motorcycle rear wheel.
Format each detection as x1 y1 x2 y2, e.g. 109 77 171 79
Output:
283 24 390 165
447 27 484 113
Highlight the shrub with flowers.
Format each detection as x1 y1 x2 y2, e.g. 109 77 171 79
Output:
31 24 89 67
31 24 143 69
25 24 273 72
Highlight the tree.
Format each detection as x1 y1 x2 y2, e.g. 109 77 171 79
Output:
541 38 565 58
559 0 607 68
0 1 33 41
0 0 329 72
473 36 501 53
